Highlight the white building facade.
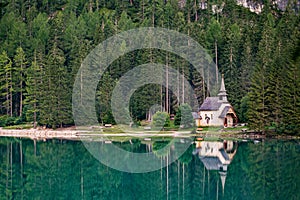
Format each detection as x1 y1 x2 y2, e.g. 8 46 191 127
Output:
198 75 237 127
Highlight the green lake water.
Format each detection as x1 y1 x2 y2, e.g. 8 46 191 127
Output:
0 137 299 200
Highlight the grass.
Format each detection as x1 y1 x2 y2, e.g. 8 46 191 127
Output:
101 127 124 133
224 126 249 131
2 124 33 130
199 126 222 132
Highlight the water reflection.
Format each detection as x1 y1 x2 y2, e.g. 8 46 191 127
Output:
0 137 299 200
193 140 238 194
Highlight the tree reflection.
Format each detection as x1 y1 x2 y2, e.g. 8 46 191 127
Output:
0 138 299 200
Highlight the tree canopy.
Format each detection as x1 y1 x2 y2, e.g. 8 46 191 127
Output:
0 0 299 133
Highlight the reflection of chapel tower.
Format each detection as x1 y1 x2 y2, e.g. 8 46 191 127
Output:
219 171 227 194
218 74 228 102
195 140 238 195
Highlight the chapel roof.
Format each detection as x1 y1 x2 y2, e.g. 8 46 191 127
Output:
199 97 222 111
219 106 231 118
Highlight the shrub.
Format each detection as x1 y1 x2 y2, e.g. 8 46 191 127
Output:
152 112 170 129
0 116 23 127
0 116 7 127
174 104 194 128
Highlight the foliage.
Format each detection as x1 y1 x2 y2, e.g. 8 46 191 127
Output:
152 111 170 129
174 103 194 128
0 0 298 134
0 115 23 127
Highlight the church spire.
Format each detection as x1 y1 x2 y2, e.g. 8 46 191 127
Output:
218 74 228 102
220 74 226 92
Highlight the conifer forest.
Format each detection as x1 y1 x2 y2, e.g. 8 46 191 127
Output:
0 0 299 134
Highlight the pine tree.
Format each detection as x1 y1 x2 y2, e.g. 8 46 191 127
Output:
0 51 13 116
13 47 27 117
206 18 222 84
248 13 276 132
41 42 71 128
221 23 242 110
24 53 41 128
96 73 117 125
274 8 300 134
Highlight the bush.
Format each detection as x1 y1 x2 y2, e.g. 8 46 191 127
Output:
102 111 116 125
174 104 194 128
0 116 7 127
0 116 23 127
152 112 170 129
275 123 300 135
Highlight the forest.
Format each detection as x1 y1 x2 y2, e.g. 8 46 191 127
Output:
0 0 299 134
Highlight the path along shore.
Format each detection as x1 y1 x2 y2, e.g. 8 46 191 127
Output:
0 128 192 140
0 128 298 141
0 128 79 140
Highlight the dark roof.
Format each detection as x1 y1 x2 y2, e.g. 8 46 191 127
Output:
219 106 231 118
199 97 222 111
199 157 222 170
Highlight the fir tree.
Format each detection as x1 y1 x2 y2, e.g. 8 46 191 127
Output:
13 47 27 116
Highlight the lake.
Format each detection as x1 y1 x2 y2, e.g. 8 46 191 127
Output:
0 137 299 200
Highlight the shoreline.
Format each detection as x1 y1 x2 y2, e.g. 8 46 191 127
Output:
0 128 299 141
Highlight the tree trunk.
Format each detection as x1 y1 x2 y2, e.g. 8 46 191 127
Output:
20 63 23 116
215 40 218 84
182 67 185 104
194 0 198 22
6 73 9 116
9 66 13 117
34 97 37 128
166 54 169 113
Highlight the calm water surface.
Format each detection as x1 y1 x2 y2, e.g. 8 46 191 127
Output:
0 137 299 200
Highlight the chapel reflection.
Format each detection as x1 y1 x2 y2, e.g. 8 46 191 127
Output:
193 139 238 193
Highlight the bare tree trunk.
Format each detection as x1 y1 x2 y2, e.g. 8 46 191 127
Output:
194 0 198 21
215 40 219 84
142 0 145 20
20 62 23 116
152 5 155 27
177 64 180 105
207 68 210 95
80 63 83 105
166 54 169 114
34 98 37 128
96 0 99 11
6 74 9 116
202 68 205 99
89 0 93 12
182 68 185 104
9 66 13 117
